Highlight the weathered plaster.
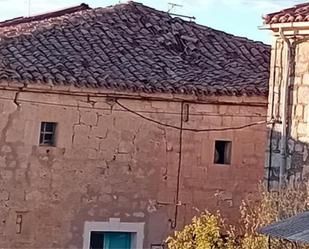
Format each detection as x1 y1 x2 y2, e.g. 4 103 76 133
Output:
83 218 144 249
0 87 267 248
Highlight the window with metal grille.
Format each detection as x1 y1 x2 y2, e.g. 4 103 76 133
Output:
39 122 57 146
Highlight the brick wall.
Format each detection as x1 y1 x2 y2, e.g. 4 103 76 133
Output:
0 86 267 248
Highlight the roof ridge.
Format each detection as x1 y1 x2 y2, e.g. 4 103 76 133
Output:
295 2 309 8
123 1 268 45
0 3 90 28
0 0 266 46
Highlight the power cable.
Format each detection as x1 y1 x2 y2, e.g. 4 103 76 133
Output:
115 99 269 132
0 95 269 131
0 95 267 118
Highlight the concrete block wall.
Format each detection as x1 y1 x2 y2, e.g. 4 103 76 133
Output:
0 87 267 248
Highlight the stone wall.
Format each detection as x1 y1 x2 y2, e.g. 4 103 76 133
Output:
267 36 309 189
0 86 267 248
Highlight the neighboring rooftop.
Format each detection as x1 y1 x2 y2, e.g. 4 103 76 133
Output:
0 3 90 28
0 1 270 96
259 212 309 244
264 2 309 24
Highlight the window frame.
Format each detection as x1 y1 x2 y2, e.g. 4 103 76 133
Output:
39 122 57 146
83 218 144 249
214 140 232 165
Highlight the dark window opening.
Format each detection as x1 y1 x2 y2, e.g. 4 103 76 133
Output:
90 232 104 249
39 122 57 146
214 140 231 165
89 231 132 249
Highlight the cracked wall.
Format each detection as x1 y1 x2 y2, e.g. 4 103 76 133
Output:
0 88 267 248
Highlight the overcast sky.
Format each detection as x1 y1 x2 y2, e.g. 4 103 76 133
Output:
0 0 306 44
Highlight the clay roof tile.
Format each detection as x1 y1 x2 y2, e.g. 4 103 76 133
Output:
0 1 270 96
264 2 309 24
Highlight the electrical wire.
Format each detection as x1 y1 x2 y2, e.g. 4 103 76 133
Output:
0 95 269 132
115 99 269 132
0 95 267 118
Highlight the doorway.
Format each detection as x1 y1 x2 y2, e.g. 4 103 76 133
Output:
83 219 144 249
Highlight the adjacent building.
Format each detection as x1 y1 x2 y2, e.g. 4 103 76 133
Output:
0 2 269 248
263 3 309 190
260 211 309 245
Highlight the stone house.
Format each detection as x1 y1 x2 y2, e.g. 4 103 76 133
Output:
263 3 309 190
0 2 269 248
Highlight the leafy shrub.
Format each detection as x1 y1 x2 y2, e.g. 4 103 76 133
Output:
166 211 230 249
166 184 309 249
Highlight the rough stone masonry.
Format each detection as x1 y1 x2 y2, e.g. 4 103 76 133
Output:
0 1 270 248
0 85 266 248
264 3 309 189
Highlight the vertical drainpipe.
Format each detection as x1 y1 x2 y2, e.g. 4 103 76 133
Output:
171 101 184 229
267 39 278 191
278 28 292 190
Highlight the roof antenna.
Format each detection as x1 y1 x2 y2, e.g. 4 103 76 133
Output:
27 0 31 17
167 3 182 13
167 3 196 22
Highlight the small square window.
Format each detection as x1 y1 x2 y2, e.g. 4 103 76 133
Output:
39 122 57 146
214 140 231 165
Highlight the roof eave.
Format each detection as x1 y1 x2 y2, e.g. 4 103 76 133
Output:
260 21 309 30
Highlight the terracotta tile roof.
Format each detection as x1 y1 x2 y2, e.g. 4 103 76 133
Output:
0 1 270 96
264 2 309 24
